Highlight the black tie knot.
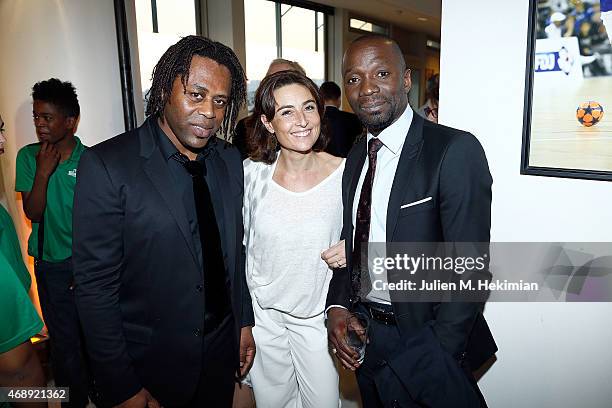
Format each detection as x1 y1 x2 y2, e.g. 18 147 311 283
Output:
368 137 383 156
183 160 204 177
171 153 205 177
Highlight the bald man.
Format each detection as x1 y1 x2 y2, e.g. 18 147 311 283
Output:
325 34 496 407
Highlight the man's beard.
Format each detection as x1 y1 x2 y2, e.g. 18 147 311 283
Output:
354 96 399 133
356 109 395 133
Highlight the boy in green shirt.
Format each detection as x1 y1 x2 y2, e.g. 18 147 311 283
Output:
15 79 91 408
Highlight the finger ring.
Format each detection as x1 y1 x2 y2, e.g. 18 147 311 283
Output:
332 347 337 354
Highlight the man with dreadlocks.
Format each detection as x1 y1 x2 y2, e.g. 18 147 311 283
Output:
72 35 255 407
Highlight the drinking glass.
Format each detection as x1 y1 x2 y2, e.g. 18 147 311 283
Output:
345 312 369 364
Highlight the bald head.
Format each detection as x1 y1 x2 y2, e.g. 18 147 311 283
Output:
345 35 406 71
266 58 306 77
342 34 411 135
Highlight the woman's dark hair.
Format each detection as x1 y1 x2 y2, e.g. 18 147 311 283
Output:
32 78 80 118
146 35 246 139
248 71 327 164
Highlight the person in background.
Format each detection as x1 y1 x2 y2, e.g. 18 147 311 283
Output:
418 73 440 123
577 19 608 76
545 11 567 37
233 59 306 159
15 79 91 408
320 81 363 158
73 35 255 408
266 58 306 75
550 0 570 13
570 0 593 30
0 114 46 408
243 70 345 407
601 0 612 44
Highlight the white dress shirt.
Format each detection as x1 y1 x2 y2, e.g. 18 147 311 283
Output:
352 106 413 304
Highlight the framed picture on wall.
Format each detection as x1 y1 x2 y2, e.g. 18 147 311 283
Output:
521 0 612 181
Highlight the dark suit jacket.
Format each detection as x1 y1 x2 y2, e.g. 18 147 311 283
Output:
72 118 254 406
323 106 363 158
232 114 255 160
326 112 497 404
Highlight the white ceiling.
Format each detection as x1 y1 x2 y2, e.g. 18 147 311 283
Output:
314 0 441 37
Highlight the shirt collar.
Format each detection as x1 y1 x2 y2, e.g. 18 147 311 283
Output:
366 105 413 155
65 136 85 163
154 118 179 161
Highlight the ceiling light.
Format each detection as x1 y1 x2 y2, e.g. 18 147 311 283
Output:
417 17 428 21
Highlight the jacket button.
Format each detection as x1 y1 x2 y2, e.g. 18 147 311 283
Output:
196 284 203 292
194 328 202 337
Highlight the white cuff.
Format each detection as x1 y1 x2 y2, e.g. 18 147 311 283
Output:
324 304 348 319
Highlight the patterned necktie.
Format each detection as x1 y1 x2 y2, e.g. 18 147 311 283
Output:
351 137 384 303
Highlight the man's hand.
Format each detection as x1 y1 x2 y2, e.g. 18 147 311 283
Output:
115 388 160 408
35 142 60 178
239 326 256 377
327 307 361 370
321 240 346 269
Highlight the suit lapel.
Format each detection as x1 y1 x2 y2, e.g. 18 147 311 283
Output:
203 151 232 263
386 114 425 241
345 139 367 268
140 120 200 268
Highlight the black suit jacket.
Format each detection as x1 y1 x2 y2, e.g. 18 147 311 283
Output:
72 118 254 406
323 106 363 158
326 112 497 385
232 114 255 160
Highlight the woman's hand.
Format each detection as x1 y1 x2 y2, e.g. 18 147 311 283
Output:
321 240 346 269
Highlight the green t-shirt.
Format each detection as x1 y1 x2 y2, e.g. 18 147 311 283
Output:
0 204 31 288
0 209 41 405
0 250 43 354
15 137 86 262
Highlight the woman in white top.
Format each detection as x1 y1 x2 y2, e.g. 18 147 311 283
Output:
243 71 346 408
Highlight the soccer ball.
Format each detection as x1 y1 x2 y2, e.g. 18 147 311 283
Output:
576 101 604 127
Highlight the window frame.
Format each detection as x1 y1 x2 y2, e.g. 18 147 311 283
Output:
348 14 389 36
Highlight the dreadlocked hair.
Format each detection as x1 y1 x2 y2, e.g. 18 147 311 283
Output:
145 35 247 140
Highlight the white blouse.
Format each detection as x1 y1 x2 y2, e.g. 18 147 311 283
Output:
243 156 345 318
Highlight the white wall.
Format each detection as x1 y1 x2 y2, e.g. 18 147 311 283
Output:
207 0 247 70
206 0 248 121
0 0 125 308
440 1 612 407
0 0 124 206
0 0 125 149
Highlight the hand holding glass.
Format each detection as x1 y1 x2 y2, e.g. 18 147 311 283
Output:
345 312 369 364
